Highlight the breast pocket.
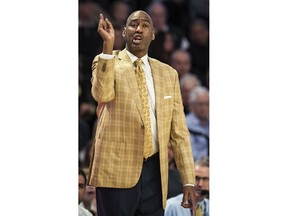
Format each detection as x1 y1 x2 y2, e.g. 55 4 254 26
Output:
163 96 173 115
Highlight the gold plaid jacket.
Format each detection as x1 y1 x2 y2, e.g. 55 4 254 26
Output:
88 49 195 208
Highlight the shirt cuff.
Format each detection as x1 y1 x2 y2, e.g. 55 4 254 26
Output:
184 184 195 187
99 53 115 60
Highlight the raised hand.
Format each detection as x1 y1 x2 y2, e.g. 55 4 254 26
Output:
97 13 115 54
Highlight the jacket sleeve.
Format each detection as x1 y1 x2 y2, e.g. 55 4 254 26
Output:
169 70 196 186
91 55 116 103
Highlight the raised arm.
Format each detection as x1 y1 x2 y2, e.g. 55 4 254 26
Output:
91 14 116 103
97 13 115 54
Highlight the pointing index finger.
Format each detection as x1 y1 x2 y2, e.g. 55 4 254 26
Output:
105 18 114 30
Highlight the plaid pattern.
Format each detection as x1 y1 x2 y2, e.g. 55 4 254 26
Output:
88 49 195 208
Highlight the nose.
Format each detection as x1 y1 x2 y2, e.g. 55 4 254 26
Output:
197 179 204 187
136 25 143 32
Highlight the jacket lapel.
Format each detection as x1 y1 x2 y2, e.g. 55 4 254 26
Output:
118 49 145 123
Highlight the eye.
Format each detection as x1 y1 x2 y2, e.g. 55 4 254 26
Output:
130 22 138 28
142 23 150 28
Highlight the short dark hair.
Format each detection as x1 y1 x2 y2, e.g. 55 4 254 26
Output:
79 168 87 185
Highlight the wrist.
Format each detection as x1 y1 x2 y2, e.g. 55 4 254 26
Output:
103 41 114 54
184 184 195 187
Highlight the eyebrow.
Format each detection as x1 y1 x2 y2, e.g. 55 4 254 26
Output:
129 18 151 23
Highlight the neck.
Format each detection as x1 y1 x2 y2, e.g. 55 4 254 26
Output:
126 47 148 59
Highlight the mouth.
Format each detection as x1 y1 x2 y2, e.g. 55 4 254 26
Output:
196 189 209 197
132 35 142 44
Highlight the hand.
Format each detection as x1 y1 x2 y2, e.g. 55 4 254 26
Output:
181 186 196 213
97 13 115 54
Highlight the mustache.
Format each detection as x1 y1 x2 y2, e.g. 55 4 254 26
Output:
197 190 209 196
200 190 209 197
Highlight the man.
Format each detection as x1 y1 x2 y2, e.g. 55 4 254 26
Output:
88 10 196 215
82 185 97 215
170 49 193 80
79 169 94 216
179 73 201 115
186 86 209 161
165 157 209 216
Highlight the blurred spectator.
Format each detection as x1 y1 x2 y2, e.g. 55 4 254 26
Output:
165 157 209 215
187 18 209 86
189 0 209 22
163 0 191 37
170 49 196 81
146 1 188 51
79 0 103 57
149 30 178 64
113 23 126 50
79 0 109 79
186 86 209 161
179 74 201 115
109 0 131 26
79 55 97 154
79 169 94 216
82 185 97 216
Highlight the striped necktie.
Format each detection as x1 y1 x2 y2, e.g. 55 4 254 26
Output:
196 202 202 216
134 59 153 159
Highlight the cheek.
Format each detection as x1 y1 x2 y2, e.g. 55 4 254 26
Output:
203 182 209 190
79 189 85 197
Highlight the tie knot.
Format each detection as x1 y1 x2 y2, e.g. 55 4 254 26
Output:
134 59 143 67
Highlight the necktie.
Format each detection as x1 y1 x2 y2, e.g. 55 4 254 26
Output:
196 203 202 216
134 59 153 159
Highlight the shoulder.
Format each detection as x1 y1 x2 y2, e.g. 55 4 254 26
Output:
149 57 178 80
165 194 190 215
79 205 93 216
167 193 183 204
149 57 176 71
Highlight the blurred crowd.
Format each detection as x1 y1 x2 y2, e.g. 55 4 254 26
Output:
79 0 209 215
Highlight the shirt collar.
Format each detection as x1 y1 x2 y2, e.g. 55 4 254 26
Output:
126 50 149 66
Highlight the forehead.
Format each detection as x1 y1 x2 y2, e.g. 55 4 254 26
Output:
127 11 152 24
195 165 209 176
78 175 85 183
197 93 209 100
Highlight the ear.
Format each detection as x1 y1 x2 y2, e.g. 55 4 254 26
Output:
152 31 155 41
122 28 126 37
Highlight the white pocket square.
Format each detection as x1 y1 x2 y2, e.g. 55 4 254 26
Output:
164 95 172 99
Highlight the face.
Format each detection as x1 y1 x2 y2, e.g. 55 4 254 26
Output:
149 3 166 30
195 165 209 201
123 11 155 58
82 185 96 208
171 51 191 78
163 33 174 52
181 79 198 106
190 22 209 46
193 93 209 122
78 175 85 204
111 2 130 24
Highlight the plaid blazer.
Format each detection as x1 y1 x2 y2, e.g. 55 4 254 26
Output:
88 49 195 208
